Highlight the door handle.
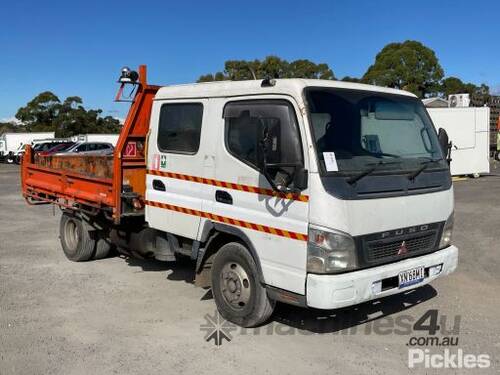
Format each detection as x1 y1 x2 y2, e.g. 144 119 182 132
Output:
215 190 233 205
152 179 166 192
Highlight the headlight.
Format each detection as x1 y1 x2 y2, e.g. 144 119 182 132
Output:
307 226 357 273
439 213 454 249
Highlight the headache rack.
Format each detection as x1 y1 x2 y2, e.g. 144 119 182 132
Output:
21 65 160 223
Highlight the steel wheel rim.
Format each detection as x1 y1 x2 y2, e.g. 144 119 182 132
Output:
220 261 251 310
64 219 80 251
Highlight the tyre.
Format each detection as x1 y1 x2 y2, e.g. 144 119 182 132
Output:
211 242 275 327
94 233 112 259
59 212 96 261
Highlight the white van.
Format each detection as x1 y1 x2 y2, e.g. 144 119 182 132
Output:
143 79 458 326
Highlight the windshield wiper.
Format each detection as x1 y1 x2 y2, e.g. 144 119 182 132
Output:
347 160 400 185
407 158 442 181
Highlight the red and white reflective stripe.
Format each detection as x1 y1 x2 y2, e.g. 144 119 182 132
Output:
144 199 308 242
147 169 309 202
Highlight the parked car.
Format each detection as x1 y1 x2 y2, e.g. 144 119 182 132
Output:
32 140 69 153
55 142 114 156
38 142 76 156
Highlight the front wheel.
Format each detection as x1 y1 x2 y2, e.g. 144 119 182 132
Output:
211 242 275 327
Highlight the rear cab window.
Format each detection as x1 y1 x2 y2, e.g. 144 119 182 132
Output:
157 103 204 154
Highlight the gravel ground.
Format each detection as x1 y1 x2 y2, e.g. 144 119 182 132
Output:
0 163 499 374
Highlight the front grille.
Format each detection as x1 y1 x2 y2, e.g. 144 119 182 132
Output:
355 222 444 267
366 233 437 262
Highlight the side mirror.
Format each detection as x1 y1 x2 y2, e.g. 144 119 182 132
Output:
294 167 308 191
437 128 452 165
438 128 448 155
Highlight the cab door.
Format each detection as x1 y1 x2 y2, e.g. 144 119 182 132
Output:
146 99 209 239
212 97 310 295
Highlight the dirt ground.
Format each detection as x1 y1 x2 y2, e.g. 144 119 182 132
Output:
1 163 499 374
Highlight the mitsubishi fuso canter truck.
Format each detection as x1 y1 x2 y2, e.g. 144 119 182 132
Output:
21 66 458 327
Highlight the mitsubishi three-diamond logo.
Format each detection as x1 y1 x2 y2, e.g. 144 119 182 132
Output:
200 310 237 346
397 240 408 255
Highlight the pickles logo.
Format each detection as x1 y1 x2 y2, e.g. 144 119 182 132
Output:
200 310 236 346
408 349 491 369
406 310 491 369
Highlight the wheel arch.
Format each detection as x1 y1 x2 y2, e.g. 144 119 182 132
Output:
195 221 265 286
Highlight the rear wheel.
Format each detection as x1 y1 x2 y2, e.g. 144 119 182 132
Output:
211 242 275 327
94 232 112 259
59 212 95 261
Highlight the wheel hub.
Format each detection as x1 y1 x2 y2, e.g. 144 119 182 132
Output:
64 219 80 251
220 262 251 309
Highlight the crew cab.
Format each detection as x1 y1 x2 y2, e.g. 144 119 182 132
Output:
21 66 458 327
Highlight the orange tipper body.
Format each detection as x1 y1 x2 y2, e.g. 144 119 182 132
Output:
21 65 160 223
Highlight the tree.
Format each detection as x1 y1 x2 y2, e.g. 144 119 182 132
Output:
362 40 444 98
14 92 121 137
197 56 335 82
0 121 26 134
440 77 490 101
287 59 334 79
341 76 362 83
15 91 61 132
441 77 466 97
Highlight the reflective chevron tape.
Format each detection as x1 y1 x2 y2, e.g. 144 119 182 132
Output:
146 169 309 202
144 199 308 242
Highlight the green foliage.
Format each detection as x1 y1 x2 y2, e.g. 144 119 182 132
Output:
362 40 444 98
341 76 362 83
288 59 334 79
15 92 121 137
440 76 490 100
197 56 335 82
440 77 466 97
15 91 61 132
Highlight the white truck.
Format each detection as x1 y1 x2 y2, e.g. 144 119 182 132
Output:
0 132 55 163
427 107 490 177
22 67 458 327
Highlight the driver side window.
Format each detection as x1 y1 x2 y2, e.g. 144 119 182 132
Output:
223 100 303 172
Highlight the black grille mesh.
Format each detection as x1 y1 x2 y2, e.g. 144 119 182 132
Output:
366 232 438 262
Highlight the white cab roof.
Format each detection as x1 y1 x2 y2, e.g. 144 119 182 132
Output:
155 79 417 101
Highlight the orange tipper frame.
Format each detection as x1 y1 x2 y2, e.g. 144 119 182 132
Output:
21 65 161 223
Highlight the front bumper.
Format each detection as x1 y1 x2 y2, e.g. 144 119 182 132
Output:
306 245 458 309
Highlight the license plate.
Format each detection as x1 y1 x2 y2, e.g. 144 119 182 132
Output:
398 266 425 288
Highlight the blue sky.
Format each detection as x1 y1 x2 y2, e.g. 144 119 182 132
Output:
1 0 499 121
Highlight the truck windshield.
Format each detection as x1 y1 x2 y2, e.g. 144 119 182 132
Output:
305 88 446 174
